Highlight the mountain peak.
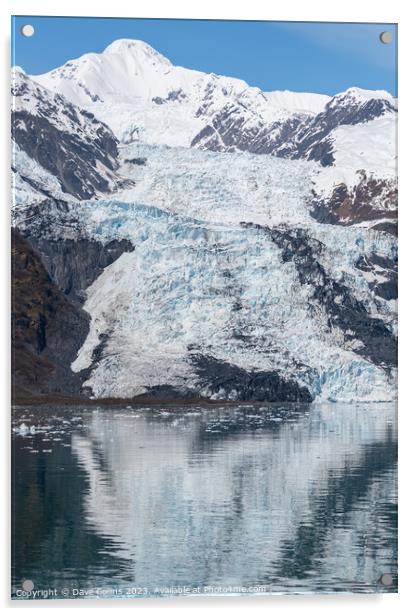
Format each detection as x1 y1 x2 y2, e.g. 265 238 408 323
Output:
103 38 172 67
12 65 26 76
334 86 394 105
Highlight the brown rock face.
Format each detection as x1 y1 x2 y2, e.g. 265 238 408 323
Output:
11 228 89 401
311 172 397 235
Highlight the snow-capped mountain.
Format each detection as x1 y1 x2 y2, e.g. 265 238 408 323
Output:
30 39 397 229
33 39 329 114
291 87 396 164
31 39 395 167
32 39 331 150
11 39 398 404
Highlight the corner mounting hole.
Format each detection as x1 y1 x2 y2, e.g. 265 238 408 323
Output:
380 573 393 586
21 24 35 38
22 579 34 592
380 31 392 44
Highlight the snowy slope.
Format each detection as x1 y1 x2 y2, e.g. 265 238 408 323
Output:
34 39 204 106
11 68 122 199
310 113 397 230
264 90 330 114
313 114 397 197
329 115 396 179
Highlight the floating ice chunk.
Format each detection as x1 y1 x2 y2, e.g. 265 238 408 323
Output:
18 423 28 435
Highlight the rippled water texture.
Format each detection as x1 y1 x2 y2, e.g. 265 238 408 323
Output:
11 403 397 599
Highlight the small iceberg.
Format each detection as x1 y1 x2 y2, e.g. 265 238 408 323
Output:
18 423 28 435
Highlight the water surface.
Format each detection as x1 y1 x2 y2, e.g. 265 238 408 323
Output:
11 403 397 598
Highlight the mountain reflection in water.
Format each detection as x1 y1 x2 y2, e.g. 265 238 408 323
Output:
12 403 397 598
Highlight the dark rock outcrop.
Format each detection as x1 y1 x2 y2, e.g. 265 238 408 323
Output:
192 354 313 403
292 91 396 165
310 172 397 232
124 157 147 166
12 71 120 199
355 253 398 301
11 223 135 401
12 110 118 199
191 89 396 167
270 227 397 368
191 103 303 156
243 223 397 370
25 236 134 305
152 89 187 105
11 228 89 400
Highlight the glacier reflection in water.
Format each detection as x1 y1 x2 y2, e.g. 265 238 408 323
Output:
12 403 397 598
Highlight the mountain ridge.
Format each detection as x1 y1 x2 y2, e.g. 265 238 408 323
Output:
27 38 395 165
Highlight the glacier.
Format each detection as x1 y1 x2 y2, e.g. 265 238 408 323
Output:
53 144 395 403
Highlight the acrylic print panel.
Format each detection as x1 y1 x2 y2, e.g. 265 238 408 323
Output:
11 16 397 599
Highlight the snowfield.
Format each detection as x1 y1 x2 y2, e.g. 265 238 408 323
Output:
313 114 397 199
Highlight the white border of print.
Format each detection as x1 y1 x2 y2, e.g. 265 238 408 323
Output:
0 1 411 615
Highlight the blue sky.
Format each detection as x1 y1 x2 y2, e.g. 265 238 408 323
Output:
11 16 397 96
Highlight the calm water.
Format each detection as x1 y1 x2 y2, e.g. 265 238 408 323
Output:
11 403 397 599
